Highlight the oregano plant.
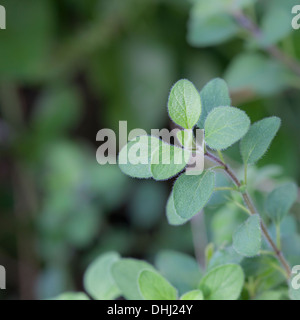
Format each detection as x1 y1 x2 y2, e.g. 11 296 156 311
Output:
54 78 299 301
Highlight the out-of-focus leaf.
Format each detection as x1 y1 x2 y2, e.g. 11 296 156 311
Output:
111 259 154 300
188 13 238 47
265 183 298 224
208 246 243 270
187 0 255 47
155 250 203 295
225 53 291 95
84 252 121 300
261 5 292 46
233 214 262 257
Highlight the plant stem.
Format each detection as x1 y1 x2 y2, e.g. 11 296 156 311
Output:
276 223 281 251
232 10 300 78
205 151 291 278
244 164 248 186
228 198 251 215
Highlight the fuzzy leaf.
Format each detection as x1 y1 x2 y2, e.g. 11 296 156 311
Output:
199 264 244 300
166 192 189 226
240 117 281 164
168 79 201 129
118 136 160 178
265 183 298 224
83 252 120 300
151 142 191 181
204 106 250 150
173 171 215 220
233 214 262 257
176 129 194 148
187 1 239 48
138 270 178 300
111 259 154 300
197 78 231 128
180 290 204 300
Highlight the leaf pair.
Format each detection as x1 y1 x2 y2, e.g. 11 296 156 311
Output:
119 135 190 181
83 251 245 301
199 78 281 159
83 252 192 300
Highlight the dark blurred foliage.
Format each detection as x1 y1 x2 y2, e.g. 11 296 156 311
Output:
0 0 299 299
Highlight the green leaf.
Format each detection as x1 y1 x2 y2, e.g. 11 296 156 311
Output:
166 192 190 226
118 136 160 178
173 171 215 220
204 106 250 150
233 214 262 257
176 129 194 148
225 53 290 95
265 183 298 224
240 117 281 164
151 141 191 181
155 250 203 295
188 13 238 47
111 259 154 300
199 264 244 300
208 246 243 270
261 5 292 46
52 292 90 300
138 270 178 300
83 252 120 300
168 79 201 129
180 290 204 300
197 78 231 128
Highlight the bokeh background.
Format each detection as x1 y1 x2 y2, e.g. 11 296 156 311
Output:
0 0 299 300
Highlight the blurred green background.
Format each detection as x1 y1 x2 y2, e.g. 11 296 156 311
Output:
0 0 299 299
